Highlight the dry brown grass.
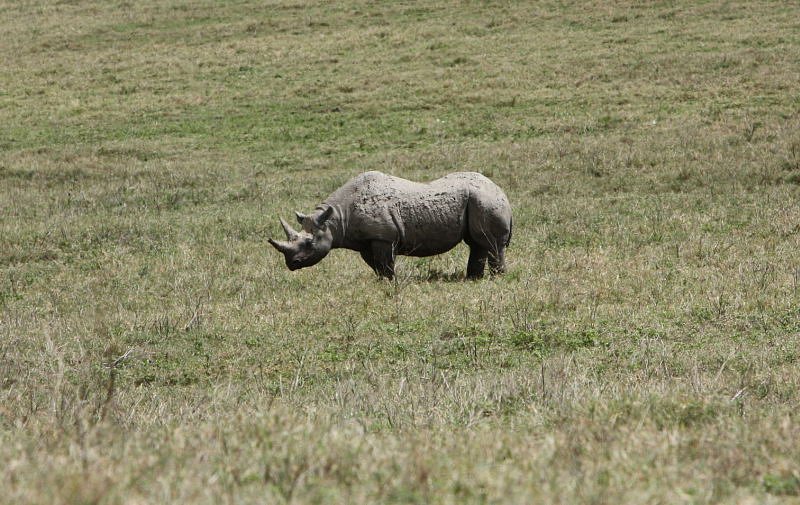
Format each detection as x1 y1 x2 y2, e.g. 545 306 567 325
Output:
2 0 800 503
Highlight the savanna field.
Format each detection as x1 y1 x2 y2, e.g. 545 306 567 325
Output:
2 1 800 503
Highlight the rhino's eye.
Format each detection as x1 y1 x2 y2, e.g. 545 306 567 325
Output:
303 238 313 247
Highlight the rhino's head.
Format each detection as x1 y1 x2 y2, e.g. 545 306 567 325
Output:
268 206 334 271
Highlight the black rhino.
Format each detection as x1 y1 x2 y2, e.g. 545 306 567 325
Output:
268 171 512 279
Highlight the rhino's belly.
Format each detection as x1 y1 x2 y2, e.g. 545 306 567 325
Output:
398 223 464 257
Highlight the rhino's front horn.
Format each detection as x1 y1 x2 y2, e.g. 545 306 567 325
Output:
268 238 292 253
279 217 299 240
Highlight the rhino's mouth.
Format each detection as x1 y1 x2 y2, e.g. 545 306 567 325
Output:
286 252 326 271
287 255 314 271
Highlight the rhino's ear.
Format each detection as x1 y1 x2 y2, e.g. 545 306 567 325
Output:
314 206 334 227
295 211 307 225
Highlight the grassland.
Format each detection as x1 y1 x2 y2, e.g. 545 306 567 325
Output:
2 0 800 503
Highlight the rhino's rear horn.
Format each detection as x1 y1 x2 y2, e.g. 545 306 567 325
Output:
295 211 307 224
279 217 299 240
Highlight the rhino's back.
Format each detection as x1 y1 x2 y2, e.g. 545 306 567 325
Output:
333 172 462 255
329 171 510 256
393 174 473 255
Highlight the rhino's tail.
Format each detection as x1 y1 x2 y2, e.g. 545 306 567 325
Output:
506 217 513 247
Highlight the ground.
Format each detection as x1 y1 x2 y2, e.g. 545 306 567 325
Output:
1 1 800 503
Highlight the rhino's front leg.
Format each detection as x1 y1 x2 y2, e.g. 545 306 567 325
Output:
359 249 379 275
370 241 396 279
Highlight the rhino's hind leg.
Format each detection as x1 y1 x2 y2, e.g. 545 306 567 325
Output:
371 241 396 279
467 246 488 279
464 179 512 277
465 235 506 278
488 245 506 275
465 218 509 278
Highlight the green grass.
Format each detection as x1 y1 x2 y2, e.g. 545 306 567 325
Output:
2 0 800 503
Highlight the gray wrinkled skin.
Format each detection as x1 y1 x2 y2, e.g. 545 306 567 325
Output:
269 171 512 279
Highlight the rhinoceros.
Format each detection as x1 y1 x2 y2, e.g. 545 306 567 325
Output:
268 171 512 279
